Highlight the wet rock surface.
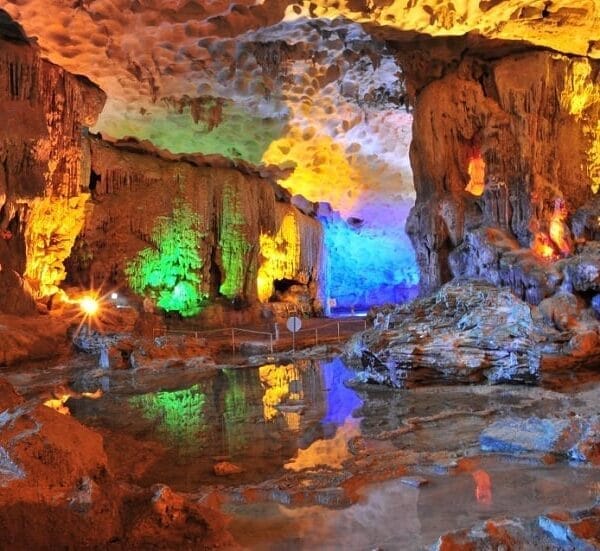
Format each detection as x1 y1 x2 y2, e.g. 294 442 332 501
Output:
1 355 600 549
0 377 235 549
480 415 600 463
346 280 600 388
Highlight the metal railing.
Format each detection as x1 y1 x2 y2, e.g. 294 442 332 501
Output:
152 318 368 354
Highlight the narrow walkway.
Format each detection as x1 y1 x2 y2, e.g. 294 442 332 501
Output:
156 317 369 355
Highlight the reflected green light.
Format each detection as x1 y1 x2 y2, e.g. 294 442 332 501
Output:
222 370 249 454
96 103 287 164
129 385 206 449
125 199 206 316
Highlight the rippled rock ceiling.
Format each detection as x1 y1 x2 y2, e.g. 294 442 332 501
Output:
1 0 599 308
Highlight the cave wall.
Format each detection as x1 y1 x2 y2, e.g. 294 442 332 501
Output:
0 22 324 321
65 136 324 323
0 29 106 313
405 43 600 299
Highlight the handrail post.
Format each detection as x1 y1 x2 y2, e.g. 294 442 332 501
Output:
315 328 318 346
269 333 273 355
231 327 235 354
337 322 340 342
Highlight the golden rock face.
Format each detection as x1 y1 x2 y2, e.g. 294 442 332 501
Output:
23 195 89 298
291 0 600 56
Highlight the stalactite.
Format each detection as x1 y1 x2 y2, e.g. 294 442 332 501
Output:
68 136 324 316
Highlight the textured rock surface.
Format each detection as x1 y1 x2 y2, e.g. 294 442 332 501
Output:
480 416 600 463
0 377 234 548
0 25 105 313
345 280 600 387
64 135 324 321
2 3 600 310
539 507 600 550
0 18 326 320
1 8 419 300
0 314 70 366
406 48 600 294
434 511 600 551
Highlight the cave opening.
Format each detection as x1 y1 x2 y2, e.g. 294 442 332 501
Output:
273 278 298 294
210 246 223 298
89 168 101 194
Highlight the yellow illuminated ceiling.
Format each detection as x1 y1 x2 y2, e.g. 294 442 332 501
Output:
263 128 359 212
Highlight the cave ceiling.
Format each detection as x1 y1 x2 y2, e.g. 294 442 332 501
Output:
0 0 599 223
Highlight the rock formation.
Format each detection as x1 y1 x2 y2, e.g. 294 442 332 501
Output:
66 135 324 323
402 41 600 296
0 377 234 548
0 17 326 321
346 280 600 388
0 20 105 314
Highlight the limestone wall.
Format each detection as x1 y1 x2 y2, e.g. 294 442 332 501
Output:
0 25 106 313
403 39 600 299
65 136 324 320
0 18 324 319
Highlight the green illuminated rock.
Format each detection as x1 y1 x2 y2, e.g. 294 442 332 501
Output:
126 199 206 316
218 184 252 299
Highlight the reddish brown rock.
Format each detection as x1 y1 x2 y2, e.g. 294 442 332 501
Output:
0 379 235 549
404 47 600 298
0 378 23 411
213 461 245 476
0 314 70 366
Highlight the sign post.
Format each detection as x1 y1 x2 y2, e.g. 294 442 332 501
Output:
286 316 302 353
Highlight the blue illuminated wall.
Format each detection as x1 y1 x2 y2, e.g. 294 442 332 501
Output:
320 212 419 312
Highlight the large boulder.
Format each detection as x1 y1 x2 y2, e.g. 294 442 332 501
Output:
564 242 600 293
0 314 70 366
345 280 600 387
449 228 562 304
345 281 544 387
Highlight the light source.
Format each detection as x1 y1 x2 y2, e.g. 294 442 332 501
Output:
80 296 99 316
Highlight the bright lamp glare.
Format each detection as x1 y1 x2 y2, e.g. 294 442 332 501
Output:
110 292 118 300
80 296 99 316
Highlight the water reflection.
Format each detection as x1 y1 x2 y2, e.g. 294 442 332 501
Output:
472 469 493 505
68 358 363 487
259 363 303 426
228 458 598 550
286 358 363 471
129 385 207 454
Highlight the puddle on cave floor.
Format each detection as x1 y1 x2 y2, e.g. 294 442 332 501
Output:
226 456 598 550
64 357 599 548
67 358 364 489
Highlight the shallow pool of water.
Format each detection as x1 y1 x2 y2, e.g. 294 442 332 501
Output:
68 358 363 488
64 356 600 549
227 457 598 550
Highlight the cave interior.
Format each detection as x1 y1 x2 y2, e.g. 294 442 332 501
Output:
0 1 600 549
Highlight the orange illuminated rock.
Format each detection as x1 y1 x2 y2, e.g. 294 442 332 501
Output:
213 461 245 476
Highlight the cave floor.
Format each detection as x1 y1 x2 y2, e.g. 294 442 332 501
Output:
2 354 599 549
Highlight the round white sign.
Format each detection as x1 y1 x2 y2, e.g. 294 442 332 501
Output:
286 316 302 333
